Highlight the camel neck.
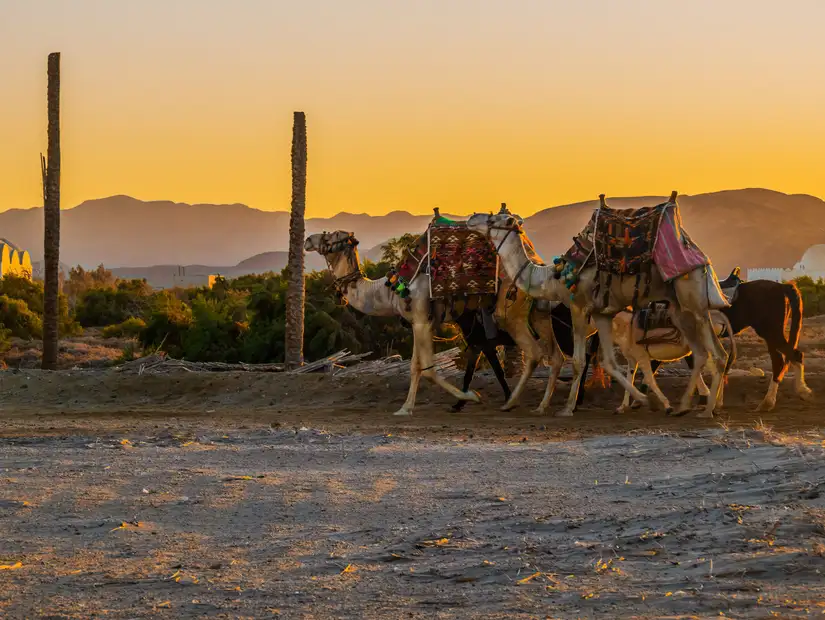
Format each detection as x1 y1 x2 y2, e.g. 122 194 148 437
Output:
327 251 397 317
496 230 559 299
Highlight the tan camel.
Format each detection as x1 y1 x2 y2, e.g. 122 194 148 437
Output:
305 230 581 416
467 195 730 418
612 309 736 414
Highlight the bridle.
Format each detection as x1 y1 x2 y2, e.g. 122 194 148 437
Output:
483 212 537 296
316 232 364 297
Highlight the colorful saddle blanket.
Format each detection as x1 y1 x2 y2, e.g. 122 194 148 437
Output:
390 221 498 300
429 224 498 298
567 199 709 282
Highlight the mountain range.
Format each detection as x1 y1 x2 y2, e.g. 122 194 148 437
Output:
8 189 825 286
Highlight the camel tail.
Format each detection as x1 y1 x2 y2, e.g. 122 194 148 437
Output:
784 281 804 359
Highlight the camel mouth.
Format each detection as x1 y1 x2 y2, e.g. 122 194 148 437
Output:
303 238 317 252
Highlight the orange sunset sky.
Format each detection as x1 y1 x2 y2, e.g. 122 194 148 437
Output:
2 0 824 218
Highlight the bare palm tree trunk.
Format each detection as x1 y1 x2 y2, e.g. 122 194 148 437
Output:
285 111 307 368
42 52 61 370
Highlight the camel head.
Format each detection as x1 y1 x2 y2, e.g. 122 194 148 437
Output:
466 209 524 244
304 230 360 256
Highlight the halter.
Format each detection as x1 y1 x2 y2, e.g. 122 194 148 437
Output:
483 212 536 296
316 232 364 297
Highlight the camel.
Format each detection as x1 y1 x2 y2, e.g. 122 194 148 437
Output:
612 307 736 414
304 230 478 416
304 230 596 416
453 302 600 413
467 193 730 418
645 271 815 411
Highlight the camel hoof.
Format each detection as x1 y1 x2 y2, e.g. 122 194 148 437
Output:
647 392 668 412
755 401 776 413
533 406 549 415
668 408 690 417
799 389 814 402
450 403 465 413
695 410 715 419
555 409 574 417
464 390 481 404
664 407 674 416
630 401 642 410
500 403 517 412
614 406 629 415
393 408 413 417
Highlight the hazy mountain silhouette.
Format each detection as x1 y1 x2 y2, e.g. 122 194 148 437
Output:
7 189 825 282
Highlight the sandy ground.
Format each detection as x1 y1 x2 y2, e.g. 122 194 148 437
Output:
1 325 825 618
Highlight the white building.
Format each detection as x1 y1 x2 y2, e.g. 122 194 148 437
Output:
748 244 825 282
0 239 33 279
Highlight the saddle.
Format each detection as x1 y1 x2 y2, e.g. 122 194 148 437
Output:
633 301 681 346
429 224 498 298
591 203 666 276
388 210 498 314
718 266 743 304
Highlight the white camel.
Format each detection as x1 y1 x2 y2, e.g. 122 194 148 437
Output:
304 230 578 416
612 308 736 414
467 194 730 418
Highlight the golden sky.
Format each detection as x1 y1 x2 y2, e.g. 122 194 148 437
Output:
2 0 825 217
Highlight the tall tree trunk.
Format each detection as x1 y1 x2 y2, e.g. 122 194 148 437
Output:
285 111 307 368
42 52 61 370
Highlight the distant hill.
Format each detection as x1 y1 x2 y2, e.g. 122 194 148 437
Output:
0 196 444 268
109 252 328 289
8 189 825 279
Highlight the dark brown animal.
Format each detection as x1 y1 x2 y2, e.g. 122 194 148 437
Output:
721 275 812 410
649 270 813 411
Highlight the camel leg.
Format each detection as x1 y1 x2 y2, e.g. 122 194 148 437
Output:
500 357 538 411
486 344 512 404
536 346 564 414
696 313 727 418
591 314 651 408
575 338 597 408
451 346 482 412
635 355 673 413
669 311 710 416
416 322 481 404
557 305 591 417
616 361 638 414
394 336 422 417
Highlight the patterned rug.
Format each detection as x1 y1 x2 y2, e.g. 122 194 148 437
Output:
566 199 710 282
428 225 498 299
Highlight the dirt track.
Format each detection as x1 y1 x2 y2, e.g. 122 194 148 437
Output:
1 367 825 618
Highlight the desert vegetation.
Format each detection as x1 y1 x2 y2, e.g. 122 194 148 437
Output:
0 245 463 368
0 258 822 370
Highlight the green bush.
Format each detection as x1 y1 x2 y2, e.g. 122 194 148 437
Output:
180 294 248 362
102 317 147 339
0 295 42 339
75 279 152 327
139 294 193 358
